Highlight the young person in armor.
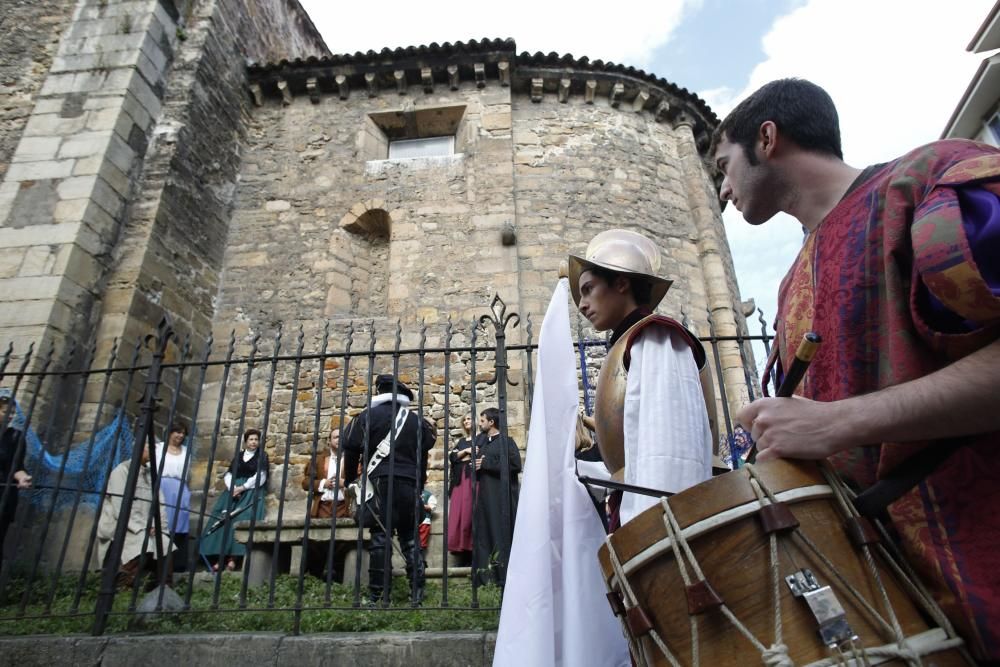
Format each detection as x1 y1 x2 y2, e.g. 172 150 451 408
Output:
570 229 714 530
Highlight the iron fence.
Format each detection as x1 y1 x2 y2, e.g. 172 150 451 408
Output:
0 294 773 635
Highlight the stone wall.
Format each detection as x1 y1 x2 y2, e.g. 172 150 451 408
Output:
511 97 708 325
0 632 500 666
204 76 526 507
92 0 330 373
0 0 329 379
218 60 749 482
0 0 329 571
0 1 76 180
216 84 519 336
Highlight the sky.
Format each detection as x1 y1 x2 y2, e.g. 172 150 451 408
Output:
298 0 990 337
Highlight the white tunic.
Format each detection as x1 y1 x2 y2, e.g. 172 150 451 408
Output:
153 443 188 479
619 325 713 525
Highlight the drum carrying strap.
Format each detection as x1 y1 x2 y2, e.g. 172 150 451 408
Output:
853 439 965 517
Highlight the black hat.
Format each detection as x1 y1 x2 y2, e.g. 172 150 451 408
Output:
374 374 414 400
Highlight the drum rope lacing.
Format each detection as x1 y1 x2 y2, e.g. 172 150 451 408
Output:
816 465 914 665
605 532 683 667
750 464 971 667
659 492 791 667
816 463 975 666
604 464 971 667
819 463 954 634
747 464 913 666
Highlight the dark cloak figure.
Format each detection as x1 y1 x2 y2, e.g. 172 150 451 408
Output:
472 408 521 587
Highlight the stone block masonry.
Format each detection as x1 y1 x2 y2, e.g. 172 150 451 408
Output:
0 0 329 570
0 632 500 666
234 47 750 439
0 21 755 576
0 0 182 368
0 1 77 180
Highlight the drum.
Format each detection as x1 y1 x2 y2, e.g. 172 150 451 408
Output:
597 459 970 666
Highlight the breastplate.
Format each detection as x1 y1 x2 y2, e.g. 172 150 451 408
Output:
593 317 650 481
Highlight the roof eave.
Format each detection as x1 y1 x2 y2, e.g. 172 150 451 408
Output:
942 53 1000 139
968 1 1000 53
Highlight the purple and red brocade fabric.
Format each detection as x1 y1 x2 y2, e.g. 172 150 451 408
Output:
770 139 1000 659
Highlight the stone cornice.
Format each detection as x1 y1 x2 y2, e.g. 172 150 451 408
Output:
246 38 719 154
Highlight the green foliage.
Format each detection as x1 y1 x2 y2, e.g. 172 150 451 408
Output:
0 573 500 635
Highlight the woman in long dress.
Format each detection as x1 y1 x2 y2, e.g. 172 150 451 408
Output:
199 428 268 572
447 415 475 565
154 422 192 572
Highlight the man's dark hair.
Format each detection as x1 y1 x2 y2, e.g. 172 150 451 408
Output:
480 407 500 429
711 78 843 164
169 422 187 436
586 266 653 306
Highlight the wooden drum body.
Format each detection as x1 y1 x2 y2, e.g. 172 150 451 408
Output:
597 459 968 666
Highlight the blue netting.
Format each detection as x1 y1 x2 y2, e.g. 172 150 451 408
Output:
12 401 136 510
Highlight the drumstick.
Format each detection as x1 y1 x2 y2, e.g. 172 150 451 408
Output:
577 475 673 499
775 332 822 398
746 332 822 463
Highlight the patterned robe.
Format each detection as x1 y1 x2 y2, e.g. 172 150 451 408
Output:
768 139 1000 659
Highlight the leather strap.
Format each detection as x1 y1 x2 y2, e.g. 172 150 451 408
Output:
361 407 410 502
852 439 964 517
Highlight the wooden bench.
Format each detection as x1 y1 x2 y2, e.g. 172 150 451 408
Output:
233 517 371 586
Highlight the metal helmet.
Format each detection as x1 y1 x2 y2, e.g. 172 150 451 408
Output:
568 229 672 309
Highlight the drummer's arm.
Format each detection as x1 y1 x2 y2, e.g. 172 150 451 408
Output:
745 338 1000 461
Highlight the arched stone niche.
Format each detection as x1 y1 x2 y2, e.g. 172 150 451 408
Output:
328 200 391 316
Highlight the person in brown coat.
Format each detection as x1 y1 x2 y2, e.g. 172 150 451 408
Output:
302 418 351 519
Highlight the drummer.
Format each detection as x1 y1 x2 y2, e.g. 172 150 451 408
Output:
570 230 713 530
715 78 1000 661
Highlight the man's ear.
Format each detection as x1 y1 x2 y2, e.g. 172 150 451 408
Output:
613 275 631 295
758 120 778 159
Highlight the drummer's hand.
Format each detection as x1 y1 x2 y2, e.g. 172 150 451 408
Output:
736 397 851 462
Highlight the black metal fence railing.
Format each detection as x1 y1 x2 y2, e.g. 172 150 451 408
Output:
0 294 773 635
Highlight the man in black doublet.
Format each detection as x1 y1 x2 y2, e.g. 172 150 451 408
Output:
343 375 436 605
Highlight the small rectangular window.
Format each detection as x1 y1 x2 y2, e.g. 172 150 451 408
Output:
388 136 455 159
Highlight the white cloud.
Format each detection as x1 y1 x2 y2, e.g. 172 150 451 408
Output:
698 86 737 114
297 0 694 69
709 0 989 337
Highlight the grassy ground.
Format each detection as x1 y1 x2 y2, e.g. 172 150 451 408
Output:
0 572 501 635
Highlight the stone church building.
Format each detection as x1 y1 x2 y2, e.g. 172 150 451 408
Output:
0 0 753 565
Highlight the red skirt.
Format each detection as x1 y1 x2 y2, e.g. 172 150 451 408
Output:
447 474 474 554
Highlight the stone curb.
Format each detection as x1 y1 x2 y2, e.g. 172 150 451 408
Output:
0 631 498 667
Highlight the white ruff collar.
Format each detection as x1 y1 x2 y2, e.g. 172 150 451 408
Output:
370 393 412 408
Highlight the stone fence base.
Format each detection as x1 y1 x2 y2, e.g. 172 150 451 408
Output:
0 632 498 667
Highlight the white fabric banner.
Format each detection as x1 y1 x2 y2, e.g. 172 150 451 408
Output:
493 278 629 667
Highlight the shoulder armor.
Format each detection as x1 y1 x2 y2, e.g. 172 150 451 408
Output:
593 315 705 479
